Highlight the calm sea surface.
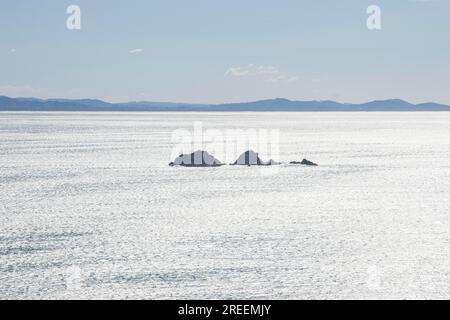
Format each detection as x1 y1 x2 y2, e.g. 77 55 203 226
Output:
0 112 449 299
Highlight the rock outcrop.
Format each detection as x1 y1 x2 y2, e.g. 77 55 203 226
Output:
169 150 316 167
169 150 223 167
231 150 280 166
290 159 318 166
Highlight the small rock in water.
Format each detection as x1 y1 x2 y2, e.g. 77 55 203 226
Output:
290 159 318 166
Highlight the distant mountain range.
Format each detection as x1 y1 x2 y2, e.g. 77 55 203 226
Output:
1 96 450 112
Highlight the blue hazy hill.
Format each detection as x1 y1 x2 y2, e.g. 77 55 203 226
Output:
1 96 450 112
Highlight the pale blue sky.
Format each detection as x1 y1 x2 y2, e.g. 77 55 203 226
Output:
1 0 449 104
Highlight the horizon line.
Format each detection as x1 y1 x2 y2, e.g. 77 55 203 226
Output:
1 95 448 107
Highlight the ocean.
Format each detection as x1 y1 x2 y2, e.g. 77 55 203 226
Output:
1 112 449 299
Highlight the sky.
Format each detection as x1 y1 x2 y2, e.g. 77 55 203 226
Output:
0 0 449 104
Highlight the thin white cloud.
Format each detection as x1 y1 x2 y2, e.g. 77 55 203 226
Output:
10 49 16 53
129 48 144 54
225 64 299 83
225 66 251 77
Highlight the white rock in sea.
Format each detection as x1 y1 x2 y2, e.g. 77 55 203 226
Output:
169 150 223 167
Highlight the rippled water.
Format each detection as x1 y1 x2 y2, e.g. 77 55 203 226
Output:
1 112 449 299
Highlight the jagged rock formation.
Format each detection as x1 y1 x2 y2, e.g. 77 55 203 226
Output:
169 150 317 167
290 159 318 166
169 150 223 167
231 150 280 166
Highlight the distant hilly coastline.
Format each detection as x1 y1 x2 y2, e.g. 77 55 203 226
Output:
1 96 450 112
